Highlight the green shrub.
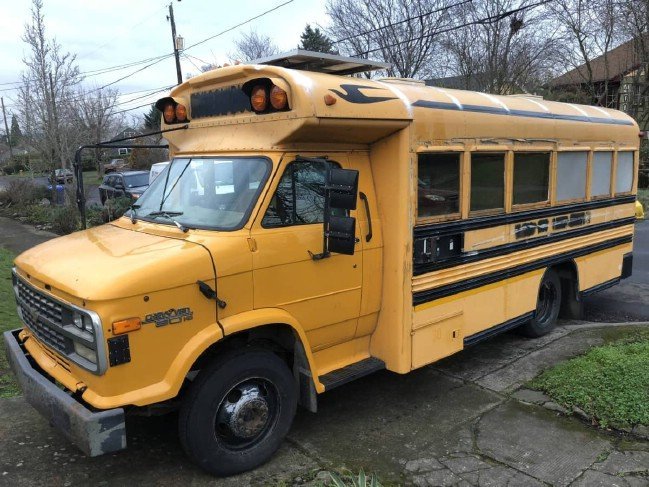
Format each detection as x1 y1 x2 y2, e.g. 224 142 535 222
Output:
86 204 105 228
102 196 133 222
328 469 382 487
49 205 79 235
0 179 49 205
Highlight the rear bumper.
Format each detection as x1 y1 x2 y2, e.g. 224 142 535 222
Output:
3 329 126 456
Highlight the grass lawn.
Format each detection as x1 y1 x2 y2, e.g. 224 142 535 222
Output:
530 329 649 428
82 169 102 188
0 247 20 398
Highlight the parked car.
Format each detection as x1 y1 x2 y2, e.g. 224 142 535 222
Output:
51 168 74 184
149 161 170 184
98 170 150 204
103 158 128 175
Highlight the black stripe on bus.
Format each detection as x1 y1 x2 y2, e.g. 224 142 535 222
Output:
411 100 635 126
414 216 636 275
580 277 621 297
414 195 636 239
463 312 535 347
412 235 632 306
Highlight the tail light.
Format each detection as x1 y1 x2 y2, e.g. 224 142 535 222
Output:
251 85 268 112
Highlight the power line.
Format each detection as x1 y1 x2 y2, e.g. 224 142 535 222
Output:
333 0 473 45
355 0 556 57
183 0 294 51
1 0 295 95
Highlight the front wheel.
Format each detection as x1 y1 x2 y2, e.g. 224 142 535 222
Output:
519 269 561 338
179 349 297 476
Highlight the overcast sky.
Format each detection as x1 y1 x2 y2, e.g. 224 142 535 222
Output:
0 0 329 119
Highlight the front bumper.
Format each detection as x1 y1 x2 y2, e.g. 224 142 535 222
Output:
3 329 126 456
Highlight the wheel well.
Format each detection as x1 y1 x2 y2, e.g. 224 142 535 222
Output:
550 261 583 320
187 324 318 412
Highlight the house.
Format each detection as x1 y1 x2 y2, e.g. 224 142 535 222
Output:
109 127 140 158
549 38 643 112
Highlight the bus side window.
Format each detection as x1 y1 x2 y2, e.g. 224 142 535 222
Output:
556 151 587 202
592 151 613 197
417 153 461 218
513 152 550 206
470 153 505 212
616 151 634 194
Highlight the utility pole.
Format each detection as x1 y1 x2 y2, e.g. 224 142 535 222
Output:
168 2 183 85
1 97 13 162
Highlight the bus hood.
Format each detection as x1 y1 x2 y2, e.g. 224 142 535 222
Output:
14 224 215 301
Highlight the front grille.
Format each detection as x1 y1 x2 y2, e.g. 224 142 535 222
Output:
15 276 71 357
12 269 106 375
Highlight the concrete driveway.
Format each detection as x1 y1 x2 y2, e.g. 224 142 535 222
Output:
1 322 648 486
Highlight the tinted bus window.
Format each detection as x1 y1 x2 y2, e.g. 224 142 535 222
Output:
513 152 550 205
418 153 460 218
556 152 587 201
470 153 505 212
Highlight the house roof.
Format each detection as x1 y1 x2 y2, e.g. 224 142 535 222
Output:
550 38 641 87
424 73 492 91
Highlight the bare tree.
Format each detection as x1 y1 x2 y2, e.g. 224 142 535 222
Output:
229 31 279 62
546 0 622 104
18 0 80 182
326 0 454 79
442 0 560 94
74 86 120 173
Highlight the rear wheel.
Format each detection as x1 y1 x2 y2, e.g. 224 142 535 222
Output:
519 269 561 338
179 349 297 476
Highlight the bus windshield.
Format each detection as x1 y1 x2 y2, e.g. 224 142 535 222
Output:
132 157 270 230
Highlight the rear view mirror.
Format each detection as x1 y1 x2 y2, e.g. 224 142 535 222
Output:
326 168 358 211
327 215 356 255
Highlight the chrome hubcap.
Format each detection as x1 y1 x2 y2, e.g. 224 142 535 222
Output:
215 380 275 448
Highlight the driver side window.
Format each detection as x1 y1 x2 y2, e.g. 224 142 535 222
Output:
262 160 335 228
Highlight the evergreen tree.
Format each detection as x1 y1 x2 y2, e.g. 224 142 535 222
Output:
9 115 22 147
299 24 337 54
143 103 161 131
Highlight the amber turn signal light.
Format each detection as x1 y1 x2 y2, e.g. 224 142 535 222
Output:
324 94 337 106
163 103 176 124
112 318 141 335
251 85 268 112
270 85 288 110
175 104 188 122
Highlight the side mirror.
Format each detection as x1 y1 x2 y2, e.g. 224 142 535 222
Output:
326 215 356 255
114 183 124 190
326 168 358 211
313 166 358 259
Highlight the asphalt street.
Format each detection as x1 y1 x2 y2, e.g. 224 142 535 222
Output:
583 219 649 321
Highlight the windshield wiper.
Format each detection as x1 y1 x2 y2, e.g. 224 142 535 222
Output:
147 210 189 233
129 204 140 224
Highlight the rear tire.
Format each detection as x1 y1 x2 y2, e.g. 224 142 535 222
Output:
178 349 297 477
519 269 561 338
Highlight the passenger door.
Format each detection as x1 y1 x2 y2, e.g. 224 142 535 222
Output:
250 154 362 351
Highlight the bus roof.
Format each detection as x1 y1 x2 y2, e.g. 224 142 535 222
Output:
162 64 638 151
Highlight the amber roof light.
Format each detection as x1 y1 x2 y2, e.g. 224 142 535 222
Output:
251 85 268 112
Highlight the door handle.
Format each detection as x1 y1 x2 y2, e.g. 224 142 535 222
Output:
359 192 372 242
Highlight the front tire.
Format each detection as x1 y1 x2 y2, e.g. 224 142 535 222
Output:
179 349 297 476
519 269 561 338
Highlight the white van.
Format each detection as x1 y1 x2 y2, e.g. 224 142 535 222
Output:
148 161 170 184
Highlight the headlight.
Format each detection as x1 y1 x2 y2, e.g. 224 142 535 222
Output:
74 342 96 364
73 311 94 334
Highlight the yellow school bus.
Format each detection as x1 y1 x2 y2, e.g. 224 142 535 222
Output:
4 51 638 476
